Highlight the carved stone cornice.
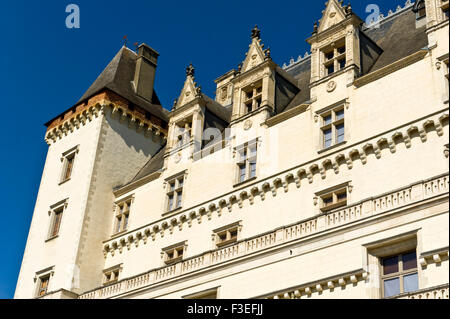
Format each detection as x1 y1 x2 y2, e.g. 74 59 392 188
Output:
354 50 428 88
101 109 448 260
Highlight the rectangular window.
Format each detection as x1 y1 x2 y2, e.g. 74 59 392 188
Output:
50 207 63 238
243 81 263 114
60 146 79 184
103 265 122 285
166 175 185 212
47 200 68 241
382 251 418 298
322 41 346 78
236 141 257 184
38 275 50 297
113 198 133 235
320 106 345 149
163 242 187 264
317 184 349 212
214 222 241 248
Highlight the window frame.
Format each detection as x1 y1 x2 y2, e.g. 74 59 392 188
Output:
242 80 263 115
162 241 187 265
165 173 186 213
235 140 258 185
34 266 55 298
59 145 79 185
47 199 68 241
113 196 134 235
322 41 346 77
319 105 346 150
381 251 419 298
103 264 123 286
315 182 351 212
213 221 242 248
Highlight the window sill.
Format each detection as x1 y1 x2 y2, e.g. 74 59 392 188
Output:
164 256 183 265
110 230 127 239
320 201 347 212
163 207 183 217
317 141 347 154
233 176 257 188
216 238 238 248
58 178 71 186
45 235 59 243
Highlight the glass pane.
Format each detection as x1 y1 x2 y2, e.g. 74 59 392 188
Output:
168 195 174 211
170 183 175 191
327 64 334 75
339 59 346 69
335 109 344 120
383 256 399 275
239 164 246 182
403 273 418 293
323 129 332 148
116 217 122 233
323 196 333 206
323 115 332 125
177 191 183 208
336 124 345 143
402 252 417 270
325 51 334 60
178 178 184 188
123 214 129 230
384 277 400 297
337 192 347 202
337 46 346 54
250 162 256 178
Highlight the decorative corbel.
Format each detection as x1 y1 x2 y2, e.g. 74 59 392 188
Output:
127 235 133 250
143 229 151 244
327 281 335 289
350 275 357 283
179 215 187 231
161 222 168 238
170 219 177 234
316 284 323 292
338 278 346 286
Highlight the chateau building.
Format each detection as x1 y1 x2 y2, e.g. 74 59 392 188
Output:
15 0 449 299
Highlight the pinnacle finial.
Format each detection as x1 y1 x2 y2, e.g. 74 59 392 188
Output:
346 2 352 16
251 25 261 39
313 21 318 34
186 63 195 77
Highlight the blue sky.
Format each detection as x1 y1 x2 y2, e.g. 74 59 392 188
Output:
0 0 410 299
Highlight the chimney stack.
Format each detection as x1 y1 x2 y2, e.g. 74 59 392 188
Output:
133 43 159 102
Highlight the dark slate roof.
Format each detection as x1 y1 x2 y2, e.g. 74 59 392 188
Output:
201 94 233 123
127 145 166 184
284 57 312 110
363 8 428 73
281 6 427 112
78 46 170 121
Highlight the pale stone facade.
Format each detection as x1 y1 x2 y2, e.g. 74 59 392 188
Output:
15 0 449 299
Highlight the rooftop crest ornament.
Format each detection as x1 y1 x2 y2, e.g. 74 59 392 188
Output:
251 25 261 39
186 63 195 77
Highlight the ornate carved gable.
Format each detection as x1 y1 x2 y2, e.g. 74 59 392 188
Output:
318 0 348 33
241 25 269 74
174 64 202 109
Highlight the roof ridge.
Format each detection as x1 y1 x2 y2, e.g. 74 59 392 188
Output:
363 0 415 30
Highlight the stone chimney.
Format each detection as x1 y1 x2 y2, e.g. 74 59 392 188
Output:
133 43 159 102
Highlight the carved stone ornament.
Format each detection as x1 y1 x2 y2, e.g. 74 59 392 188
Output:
326 81 337 92
244 120 253 131
174 153 182 164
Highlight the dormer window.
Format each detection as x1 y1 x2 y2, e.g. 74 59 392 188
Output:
323 42 346 76
174 118 192 149
416 1 426 19
243 81 263 114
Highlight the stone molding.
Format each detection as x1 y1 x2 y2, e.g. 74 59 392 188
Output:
387 284 449 299
80 173 449 299
45 95 167 145
103 109 449 256
266 269 368 299
354 50 428 88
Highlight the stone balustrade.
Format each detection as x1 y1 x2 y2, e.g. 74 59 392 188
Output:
390 284 449 299
79 173 449 299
